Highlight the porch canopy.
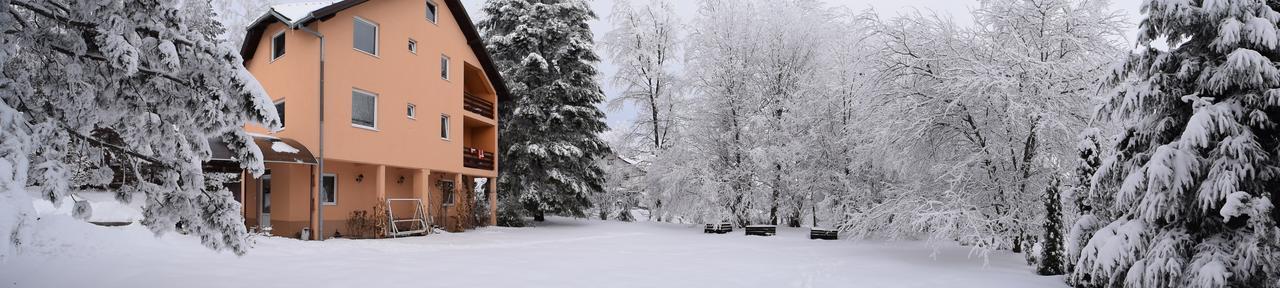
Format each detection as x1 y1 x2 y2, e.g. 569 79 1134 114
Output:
206 134 317 170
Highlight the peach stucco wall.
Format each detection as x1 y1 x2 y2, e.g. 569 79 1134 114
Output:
244 0 499 176
240 0 500 238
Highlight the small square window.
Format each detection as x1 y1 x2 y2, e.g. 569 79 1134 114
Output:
426 0 438 23
407 103 417 119
408 39 418 54
440 55 450 80
271 30 286 60
440 114 451 139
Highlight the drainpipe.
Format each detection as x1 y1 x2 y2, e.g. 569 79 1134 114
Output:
297 22 325 241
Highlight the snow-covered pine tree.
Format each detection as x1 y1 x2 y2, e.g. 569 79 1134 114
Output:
479 0 610 223
1071 1 1280 286
0 0 279 258
1039 177 1066 275
1065 128 1104 275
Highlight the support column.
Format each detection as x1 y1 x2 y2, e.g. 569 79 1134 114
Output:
453 173 464 231
415 169 430 227
489 178 497 226
312 164 321 240
375 165 387 201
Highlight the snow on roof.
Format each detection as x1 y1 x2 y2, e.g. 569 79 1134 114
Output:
270 1 341 24
270 141 300 154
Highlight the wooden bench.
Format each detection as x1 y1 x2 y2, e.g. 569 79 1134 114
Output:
745 225 777 236
810 228 838 240
704 223 733 234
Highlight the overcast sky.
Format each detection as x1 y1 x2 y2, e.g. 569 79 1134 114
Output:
458 0 1144 133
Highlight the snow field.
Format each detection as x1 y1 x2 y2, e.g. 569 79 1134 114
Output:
1 214 1064 288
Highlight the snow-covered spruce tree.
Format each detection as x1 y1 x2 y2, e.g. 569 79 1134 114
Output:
1040 177 1066 275
1065 127 1104 275
0 0 279 258
1071 1 1280 287
479 0 610 223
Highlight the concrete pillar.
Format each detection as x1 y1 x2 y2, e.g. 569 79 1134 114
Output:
415 169 430 226
375 165 387 201
311 164 321 240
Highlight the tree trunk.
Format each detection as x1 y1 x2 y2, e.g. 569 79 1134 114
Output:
527 205 546 222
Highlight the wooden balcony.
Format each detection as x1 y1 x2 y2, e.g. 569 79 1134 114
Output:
463 93 495 119
463 147 495 170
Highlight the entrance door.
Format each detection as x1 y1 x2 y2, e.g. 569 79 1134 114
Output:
260 175 272 229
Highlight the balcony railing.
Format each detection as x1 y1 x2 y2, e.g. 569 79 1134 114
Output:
463 93 495 119
463 147 495 170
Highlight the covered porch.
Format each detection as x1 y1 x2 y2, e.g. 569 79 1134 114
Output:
211 136 498 240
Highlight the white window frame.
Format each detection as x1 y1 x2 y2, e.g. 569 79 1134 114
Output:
407 103 417 119
440 114 451 140
351 89 379 130
426 0 438 24
440 54 451 80
270 30 286 62
408 38 418 54
353 16 379 56
321 173 338 206
273 99 286 131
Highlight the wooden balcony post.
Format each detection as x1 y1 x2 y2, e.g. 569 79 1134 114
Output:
488 178 497 226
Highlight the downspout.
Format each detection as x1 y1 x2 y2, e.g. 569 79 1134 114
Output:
297 22 325 241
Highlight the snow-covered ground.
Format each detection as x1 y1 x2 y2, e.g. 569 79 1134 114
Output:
2 211 1064 288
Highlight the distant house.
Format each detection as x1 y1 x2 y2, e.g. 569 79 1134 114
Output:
224 0 508 239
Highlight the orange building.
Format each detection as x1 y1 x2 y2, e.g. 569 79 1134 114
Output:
233 0 506 239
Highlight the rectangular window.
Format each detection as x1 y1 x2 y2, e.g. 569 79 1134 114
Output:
321 174 337 205
352 89 377 129
440 55 450 80
271 30 286 60
440 114 450 139
426 0 438 23
274 100 285 129
353 17 379 55
407 103 417 119
408 39 418 54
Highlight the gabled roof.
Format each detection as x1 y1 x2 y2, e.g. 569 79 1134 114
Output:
239 0 511 102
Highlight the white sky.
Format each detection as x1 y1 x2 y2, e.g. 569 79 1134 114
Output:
459 0 1146 133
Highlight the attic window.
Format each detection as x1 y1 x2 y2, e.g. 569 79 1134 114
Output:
271 30 286 61
408 39 418 54
426 0 438 23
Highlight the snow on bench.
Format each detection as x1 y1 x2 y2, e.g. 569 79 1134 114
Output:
703 223 733 234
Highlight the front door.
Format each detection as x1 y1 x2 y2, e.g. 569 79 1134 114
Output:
260 175 272 229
